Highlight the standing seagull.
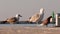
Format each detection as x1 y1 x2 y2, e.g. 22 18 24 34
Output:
6 14 22 24
28 8 44 23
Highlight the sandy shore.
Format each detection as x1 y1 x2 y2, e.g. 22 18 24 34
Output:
0 25 60 34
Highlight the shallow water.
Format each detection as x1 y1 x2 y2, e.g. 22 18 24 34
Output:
0 23 55 27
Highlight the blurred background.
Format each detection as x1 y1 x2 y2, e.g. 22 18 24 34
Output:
0 0 60 21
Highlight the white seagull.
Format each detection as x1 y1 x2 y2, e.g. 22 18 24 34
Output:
28 8 44 23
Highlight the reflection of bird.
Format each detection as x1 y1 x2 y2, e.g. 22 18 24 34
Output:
6 14 22 24
28 8 44 23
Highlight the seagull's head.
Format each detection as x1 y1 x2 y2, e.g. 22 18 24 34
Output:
16 14 22 17
39 8 44 14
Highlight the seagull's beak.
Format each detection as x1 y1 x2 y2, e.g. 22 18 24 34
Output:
20 15 22 17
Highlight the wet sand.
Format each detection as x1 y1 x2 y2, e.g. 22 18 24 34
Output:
0 25 60 34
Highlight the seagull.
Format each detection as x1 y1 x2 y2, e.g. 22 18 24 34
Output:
40 16 52 26
6 14 22 24
28 8 44 23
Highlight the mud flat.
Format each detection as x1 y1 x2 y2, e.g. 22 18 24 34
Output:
0 24 60 34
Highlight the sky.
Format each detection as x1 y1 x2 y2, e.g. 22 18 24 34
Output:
0 0 60 21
